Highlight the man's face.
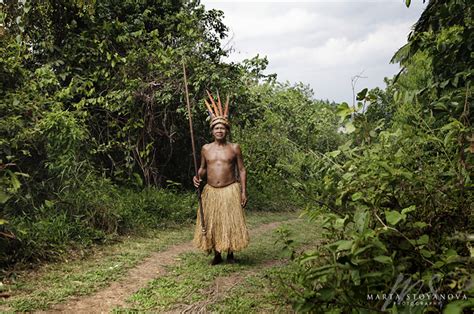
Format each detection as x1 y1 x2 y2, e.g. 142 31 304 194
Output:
212 123 228 140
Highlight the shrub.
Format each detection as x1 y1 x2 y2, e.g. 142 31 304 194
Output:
279 101 473 312
0 175 196 268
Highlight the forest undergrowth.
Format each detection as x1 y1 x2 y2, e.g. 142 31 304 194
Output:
1 0 472 313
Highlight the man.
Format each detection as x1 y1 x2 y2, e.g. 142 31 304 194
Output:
193 92 249 265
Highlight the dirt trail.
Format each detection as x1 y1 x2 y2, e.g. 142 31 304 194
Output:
47 220 292 313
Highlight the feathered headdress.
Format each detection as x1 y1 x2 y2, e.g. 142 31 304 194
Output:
204 90 230 129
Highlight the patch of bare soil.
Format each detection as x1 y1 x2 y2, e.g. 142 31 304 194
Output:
45 219 297 313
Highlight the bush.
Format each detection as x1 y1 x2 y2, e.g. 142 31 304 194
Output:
279 101 473 312
0 175 196 268
236 82 341 211
2 207 104 266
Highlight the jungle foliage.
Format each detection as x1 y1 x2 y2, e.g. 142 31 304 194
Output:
0 0 253 267
0 0 338 268
0 0 472 312
277 1 473 313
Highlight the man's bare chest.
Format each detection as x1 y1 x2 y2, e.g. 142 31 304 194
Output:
206 148 235 164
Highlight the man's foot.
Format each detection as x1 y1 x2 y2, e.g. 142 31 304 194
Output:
227 251 236 264
211 252 223 265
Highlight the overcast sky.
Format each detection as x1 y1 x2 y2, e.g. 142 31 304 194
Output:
201 0 427 104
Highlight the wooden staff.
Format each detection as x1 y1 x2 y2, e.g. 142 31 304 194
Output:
182 61 206 234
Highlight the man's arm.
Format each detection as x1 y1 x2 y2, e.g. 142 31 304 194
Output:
193 146 207 188
235 144 247 207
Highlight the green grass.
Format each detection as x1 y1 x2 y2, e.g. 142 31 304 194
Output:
0 210 301 312
116 217 322 312
207 252 311 314
0 226 194 311
208 266 296 313
208 219 323 313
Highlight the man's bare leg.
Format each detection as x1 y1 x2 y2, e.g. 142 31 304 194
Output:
211 250 223 265
227 250 235 264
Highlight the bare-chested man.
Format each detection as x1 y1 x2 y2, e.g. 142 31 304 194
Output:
192 101 249 265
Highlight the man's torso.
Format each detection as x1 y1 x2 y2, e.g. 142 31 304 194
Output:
204 142 237 188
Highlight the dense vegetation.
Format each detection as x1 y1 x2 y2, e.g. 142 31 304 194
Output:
1 0 472 312
277 1 473 312
1 0 230 266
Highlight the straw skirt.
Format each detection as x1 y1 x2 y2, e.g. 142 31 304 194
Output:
193 182 249 252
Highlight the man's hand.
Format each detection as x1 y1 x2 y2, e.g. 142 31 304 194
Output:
241 192 247 208
193 176 202 188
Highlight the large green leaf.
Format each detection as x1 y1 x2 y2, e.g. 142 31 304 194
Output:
443 299 474 314
354 209 369 233
11 173 21 190
336 240 353 251
336 102 352 121
318 288 336 301
351 269 361 285
344 121 355 134
351 192 363 201
327 150 341 158
373 255 392 264
356 88 368 101
0 190 11 204
401 205 416 215
385 210 404 226
416 234 429 245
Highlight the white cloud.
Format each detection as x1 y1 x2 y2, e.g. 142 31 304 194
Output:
202 0 426 103
206 0 404 3
269 22 411 69
226 8 319 41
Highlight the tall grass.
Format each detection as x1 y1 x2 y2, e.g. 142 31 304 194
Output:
1 176 196 268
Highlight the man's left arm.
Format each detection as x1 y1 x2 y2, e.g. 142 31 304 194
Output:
235 144 247 207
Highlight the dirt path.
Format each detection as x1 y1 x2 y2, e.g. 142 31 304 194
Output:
48 220 293 313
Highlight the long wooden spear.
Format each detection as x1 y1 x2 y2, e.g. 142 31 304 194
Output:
182 61 206 234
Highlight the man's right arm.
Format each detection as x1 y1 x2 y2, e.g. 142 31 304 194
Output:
193 146 207 188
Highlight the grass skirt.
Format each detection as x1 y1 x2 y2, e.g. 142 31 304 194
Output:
193 182 249 253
